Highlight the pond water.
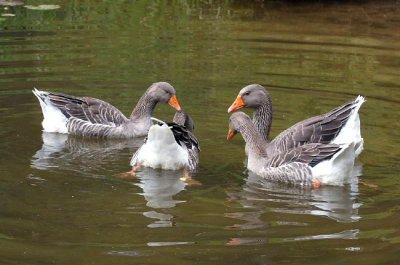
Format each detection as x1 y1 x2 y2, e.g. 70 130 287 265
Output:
0 1 399 264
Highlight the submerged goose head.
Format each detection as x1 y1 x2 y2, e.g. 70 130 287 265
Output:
227 84 270 113
147 82 181 111
173 110 194 133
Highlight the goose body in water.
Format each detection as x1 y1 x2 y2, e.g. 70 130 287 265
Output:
227 112 364 187
228 84 365 156
32 82 181 139
130 110 200 171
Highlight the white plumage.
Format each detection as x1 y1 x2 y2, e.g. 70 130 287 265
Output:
33 88 69 133
131 123 189 170
130 111 200 171
311 95 365 186
331 95 365 156
311 142 358 186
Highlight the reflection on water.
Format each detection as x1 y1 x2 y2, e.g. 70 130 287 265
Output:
146 241 195 247
1 1 398 263
285 229 359 242
33 133 194 228
230 170 362 223
225 170 362 245
135 168 186 209
133 168 188 228
31 132 143 177
226 229 359 246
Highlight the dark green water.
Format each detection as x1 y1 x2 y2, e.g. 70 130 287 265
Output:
1 1 399 264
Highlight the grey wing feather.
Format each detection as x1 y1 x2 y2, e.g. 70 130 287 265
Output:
187 147 200 170
266 143 341 168
66 118 120 138
260 143 341 186
170 124 200 170
269 97 360 153
259 162 313 186
47 93 128 126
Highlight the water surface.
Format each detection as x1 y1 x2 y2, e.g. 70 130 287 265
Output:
0 1 399 264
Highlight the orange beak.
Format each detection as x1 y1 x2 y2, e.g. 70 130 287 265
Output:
168 95 181 111
227 96 245 113
227 127 236 140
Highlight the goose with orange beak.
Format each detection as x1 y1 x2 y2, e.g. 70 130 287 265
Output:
227 112 362 188
228 84 365 157
33 82 181 139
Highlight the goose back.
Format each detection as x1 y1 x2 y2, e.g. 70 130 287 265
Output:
228 111 360 187
228 84 365 155
33 82 181 138
46 93 128 126
269 96 364 154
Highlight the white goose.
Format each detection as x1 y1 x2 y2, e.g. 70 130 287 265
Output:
32 82 181 139
130 110 200 172
227 112 363 187
228 84 365 156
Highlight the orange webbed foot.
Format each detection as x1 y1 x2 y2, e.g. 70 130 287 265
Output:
312 179 321 190
114 165 142 179
180 169 202 186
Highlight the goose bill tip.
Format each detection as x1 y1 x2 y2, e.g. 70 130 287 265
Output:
227 128 236 140
227 96 245 113
168 95 181 111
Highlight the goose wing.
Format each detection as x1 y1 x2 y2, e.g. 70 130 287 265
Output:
167 122 200 153
168 122 200 170
46 92 128 126
266 143 341 168
260 143 342 186
269 97 361 153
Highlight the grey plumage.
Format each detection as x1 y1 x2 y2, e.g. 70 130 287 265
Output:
228 112 343 186
229 84 363 154
173 109 195 133
33 82 180 139
173 110 200 170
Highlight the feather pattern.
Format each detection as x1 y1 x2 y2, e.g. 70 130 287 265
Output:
32 82 181 138
228 112 363 186
228 84 365 156
130 110 200 170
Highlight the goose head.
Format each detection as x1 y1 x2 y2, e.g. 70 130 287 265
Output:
227 112 252 140
148 82 181 111
227 84 269 113
173 110 195 132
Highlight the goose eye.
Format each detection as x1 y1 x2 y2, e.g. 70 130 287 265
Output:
165 90 170 95
244 92 250 96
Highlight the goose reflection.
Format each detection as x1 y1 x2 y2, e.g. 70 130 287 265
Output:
31 132 143 177
225 165 362 245
133 168 194 228
32 132 193 228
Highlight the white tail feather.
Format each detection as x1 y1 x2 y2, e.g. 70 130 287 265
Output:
32 88 69 133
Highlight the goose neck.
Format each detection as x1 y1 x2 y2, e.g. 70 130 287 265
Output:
253 100 272 142
240 121 268 159
130 93 157 119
